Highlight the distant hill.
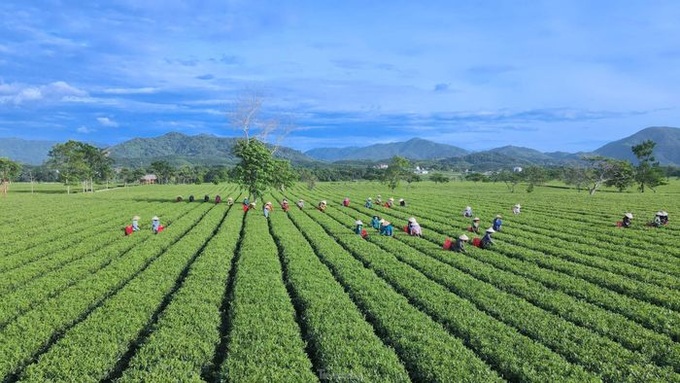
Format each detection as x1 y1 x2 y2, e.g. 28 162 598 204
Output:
437 151 530 171
486 146 588 166
594 127 680 166
107 132 317 167
4 127 680 169
0 138 58 165
305 138 468 161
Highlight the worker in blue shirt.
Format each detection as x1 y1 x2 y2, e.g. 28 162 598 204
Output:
492 215 503 231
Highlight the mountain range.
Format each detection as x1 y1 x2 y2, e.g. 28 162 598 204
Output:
302 126 679 166
304 138 469 161
0 138 59 165
105 132 315 168
1 126 679 167
592 126 680 165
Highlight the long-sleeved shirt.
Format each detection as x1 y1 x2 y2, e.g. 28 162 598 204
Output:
380 224 393 236
482 233 494 248
409 223 422 236
451 239 466 253
492 218 502 231
132 220 139 231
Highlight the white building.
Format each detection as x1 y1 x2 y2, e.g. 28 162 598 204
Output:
414 166 429 175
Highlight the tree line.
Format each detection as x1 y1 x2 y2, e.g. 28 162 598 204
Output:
442 140 667 194
0 139 674 196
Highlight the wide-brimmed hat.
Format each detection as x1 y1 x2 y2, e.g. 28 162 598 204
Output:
459 234 469 241
250 202 257 206
133 216 140 220
408 217 416 223
465 206 471 210
495 214 502 218
282 199 288 202
152 216 159 221
367 197 372 200
514 204 521 208
473 217 480 221
379 219 385 224
321 200 327 204
661 211 668 216
355 220 363 226
486 228 495 233
389 197 394 201
399 198 404 202
656 211 663 216
383 221 391 225
624 213 633 219
377 194 381 197
266 201 272 205
298 199 304 202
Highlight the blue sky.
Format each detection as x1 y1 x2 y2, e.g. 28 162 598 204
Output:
1 0 678 153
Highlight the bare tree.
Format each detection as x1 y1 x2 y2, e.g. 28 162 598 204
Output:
227 90 292 154
228 91 297 202
229 91 263 141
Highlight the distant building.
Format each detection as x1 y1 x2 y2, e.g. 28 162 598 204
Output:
374 164 389 169
414 166 429 175
140 174 158 184
513 167 523 172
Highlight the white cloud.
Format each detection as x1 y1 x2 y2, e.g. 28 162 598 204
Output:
0 83 19 94
97 117 119 127
103 87 159 94
46 81 87 97
77 126 94 134
15 87 43 103
0 81 87 105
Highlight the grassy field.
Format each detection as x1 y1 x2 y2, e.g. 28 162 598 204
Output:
1 181 679 382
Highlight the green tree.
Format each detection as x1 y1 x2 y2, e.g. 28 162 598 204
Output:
298 168 318 190
382 156 410 190
232 138 296 201
430 173 450 183
465 172 488 182
0 158 22 196
272 159 297 191
582 156 634 195
523 166 547 193
562 166 589 192
81 144 114 191
204 166 230 185
176 165 196 184
631 140 665 193
493 170 521 192
149 160 174 184
47 141 92 194
603 161 635 192
117 167 135 186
